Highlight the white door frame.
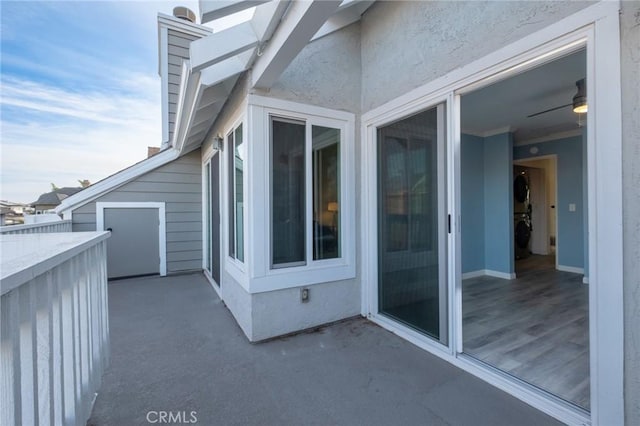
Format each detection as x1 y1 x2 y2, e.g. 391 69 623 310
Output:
202 150 223 298
361 2 622 425
513 156 555 257
96 202 167 276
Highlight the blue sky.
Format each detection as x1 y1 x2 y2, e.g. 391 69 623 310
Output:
0 0 202 203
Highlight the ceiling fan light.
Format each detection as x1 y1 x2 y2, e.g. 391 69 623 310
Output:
573 78 587 113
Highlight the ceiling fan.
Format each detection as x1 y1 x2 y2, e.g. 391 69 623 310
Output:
527 78 587 118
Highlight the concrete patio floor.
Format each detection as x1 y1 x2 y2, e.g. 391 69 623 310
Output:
88 273 561 426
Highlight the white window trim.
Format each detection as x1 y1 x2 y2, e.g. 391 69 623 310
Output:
248 95 356 293
361 2 622 425
223 112 250 289
96 202 167 276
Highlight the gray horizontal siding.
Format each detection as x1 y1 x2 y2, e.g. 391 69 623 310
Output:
167 260 201 272
167 29 200 142
167 241 202 252
71 149 203 274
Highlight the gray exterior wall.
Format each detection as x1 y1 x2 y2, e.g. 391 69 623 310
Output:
167 29 200 142
621 2 640 423
360 1 595 111
255 22 362 114
72 149 202 274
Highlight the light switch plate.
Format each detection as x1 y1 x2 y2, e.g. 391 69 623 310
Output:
569 203 576 212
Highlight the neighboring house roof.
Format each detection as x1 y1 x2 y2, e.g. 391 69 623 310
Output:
55 148 180 215
32 187 83 207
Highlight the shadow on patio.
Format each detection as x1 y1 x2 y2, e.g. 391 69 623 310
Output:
88 273 560 426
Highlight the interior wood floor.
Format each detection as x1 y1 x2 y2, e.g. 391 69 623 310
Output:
462 255 589 410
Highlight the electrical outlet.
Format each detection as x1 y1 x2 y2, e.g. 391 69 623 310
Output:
300 288 310 303
569 203 576 212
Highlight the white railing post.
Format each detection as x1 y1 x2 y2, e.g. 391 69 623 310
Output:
1 232 110 426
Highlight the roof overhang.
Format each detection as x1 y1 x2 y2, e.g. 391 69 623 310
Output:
171 0 374 155
55 148 181 215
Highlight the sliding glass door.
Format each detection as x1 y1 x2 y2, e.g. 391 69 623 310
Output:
377 104 448 345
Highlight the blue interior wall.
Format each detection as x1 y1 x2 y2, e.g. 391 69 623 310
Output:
483 133 514 275
513 135 585 269
461 133 513 275
461 134 485 273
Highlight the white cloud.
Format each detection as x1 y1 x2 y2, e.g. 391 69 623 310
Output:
0 74 161 203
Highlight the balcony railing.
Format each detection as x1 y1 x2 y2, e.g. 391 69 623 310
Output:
1 232 110 426
0 220 72 235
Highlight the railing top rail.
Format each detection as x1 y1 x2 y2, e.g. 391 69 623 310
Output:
0 231 110 296
0 219 72 234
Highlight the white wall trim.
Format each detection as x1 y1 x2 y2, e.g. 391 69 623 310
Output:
484 270 517 280
557 265 585 275
461 270 485 280
96 202 167 276
360 2 623 424
462 270 517 280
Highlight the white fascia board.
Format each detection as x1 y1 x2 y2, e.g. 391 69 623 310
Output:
190 21 259 73
311 0 374 41
200 0 268 24
175 74 204 155
251 0 342 89
55 148 180 215
172 60 197 151
200 56 247 87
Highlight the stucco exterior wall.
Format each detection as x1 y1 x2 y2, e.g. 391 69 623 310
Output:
620 2 640 423
254 22 362 114
251 278 361 342
360 1 595 111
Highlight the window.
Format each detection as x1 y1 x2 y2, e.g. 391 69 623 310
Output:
270 117 341 268
312 126 340 260
228 123 244 262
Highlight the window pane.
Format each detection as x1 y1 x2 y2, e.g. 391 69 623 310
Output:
228 130 235 258
377 106 446 343
271 118 306 266
235 124 244 262
312 126 340 260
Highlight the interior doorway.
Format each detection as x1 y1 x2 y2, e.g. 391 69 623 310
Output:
459 48 590 410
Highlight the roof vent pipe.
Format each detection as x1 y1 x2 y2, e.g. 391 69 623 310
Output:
173 6 196 23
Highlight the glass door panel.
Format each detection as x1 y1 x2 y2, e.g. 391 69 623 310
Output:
377 104 447 344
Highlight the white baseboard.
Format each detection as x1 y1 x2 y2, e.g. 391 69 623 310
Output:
485 269 517 280
462 269 515 280
462 270 485 280
557 264 584 274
